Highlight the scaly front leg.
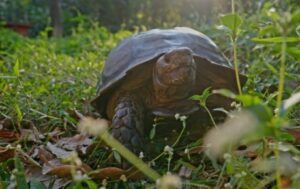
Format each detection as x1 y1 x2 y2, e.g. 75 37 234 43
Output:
111 96 145 156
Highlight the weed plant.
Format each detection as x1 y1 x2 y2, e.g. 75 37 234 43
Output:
0 1 300 188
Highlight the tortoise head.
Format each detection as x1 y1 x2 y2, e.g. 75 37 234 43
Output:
154 47 197 86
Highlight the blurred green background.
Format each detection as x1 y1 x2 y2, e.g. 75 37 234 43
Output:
2 0 298 36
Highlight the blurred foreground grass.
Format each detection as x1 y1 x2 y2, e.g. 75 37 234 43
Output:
0 3 300 187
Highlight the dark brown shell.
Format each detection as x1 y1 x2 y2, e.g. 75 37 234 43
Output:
91 27 246 117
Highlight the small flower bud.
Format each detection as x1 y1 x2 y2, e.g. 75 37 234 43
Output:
157 174 182 189
139 152 144 159
164 145 174 156
174 113 180 120
120 174 127 182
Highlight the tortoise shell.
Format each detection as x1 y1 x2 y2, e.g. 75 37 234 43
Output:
91 27 246 117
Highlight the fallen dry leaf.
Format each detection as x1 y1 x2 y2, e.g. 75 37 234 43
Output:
234 144 260 160
0 129 19 141
20 128 42 142
46 127 64 142
45 165 76 178
30 146 55 164
42 159 91 178
57 134 92 154
89 167 126 181
0 146 16 162
52 178 71 189
280 176 292 189
46 142 72 159
0 118 14 130
26 165 53 184
125 166 145 180
90 166 145 182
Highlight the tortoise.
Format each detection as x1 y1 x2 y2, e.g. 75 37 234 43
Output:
91 27 246 154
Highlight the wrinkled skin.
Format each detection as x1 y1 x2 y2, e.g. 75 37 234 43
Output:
153 47 197 104
156 47 196 86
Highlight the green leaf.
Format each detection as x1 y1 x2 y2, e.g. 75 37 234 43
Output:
149 126 156 140
13 59 20 77
113 150 122 164
212 89 237 99
30 179 47 189
84 180 98 189
263 62 278 74
190 87 211 106
287 47 300 58
190 95 202 101
236 94 263 107
216 25 231 33
219 13 242 32
247 105 273 122
14 104 23 123
258 25 276 36
252 37 300 44
14 158 29 189
291 10 300 24
296 25 300 37
226 163 234 174
277 132 295 142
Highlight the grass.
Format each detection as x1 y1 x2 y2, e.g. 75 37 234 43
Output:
0 2 300 188
0 26 131 129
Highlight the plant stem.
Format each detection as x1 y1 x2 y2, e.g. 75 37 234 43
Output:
276 35 287 114
203 105 217 128
100 130 161 181
232 38 243 95
172 119 186 147
231 0 242 95
274 30 286 189
274 141 281 189
151 118 187 163
151 151 165 163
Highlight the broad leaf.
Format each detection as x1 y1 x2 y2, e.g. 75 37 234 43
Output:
219 13 242 32
14 158 29 189
236 94 263 107
190 87 211 106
